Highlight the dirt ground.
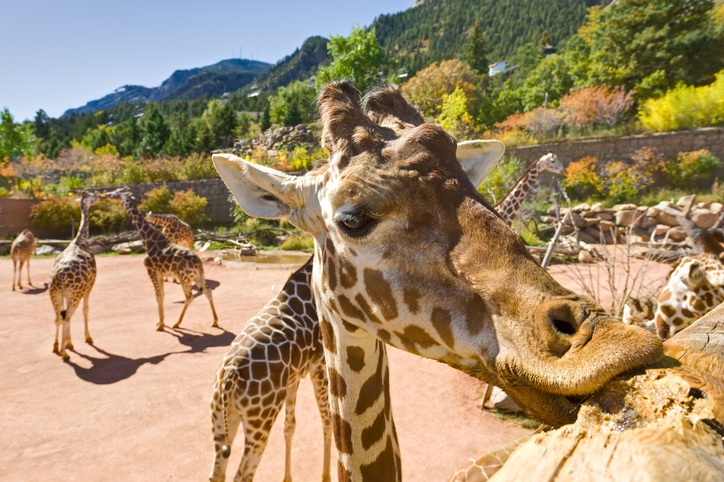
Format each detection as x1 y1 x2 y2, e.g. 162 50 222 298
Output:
1 253 536 482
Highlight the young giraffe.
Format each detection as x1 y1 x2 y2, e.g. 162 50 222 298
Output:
48 191 101 360
214 81 662 481
104 187 218 331
10 229 37 291
494 152 564 224
210 144 501 482
210 258 332 482
146 212 195 249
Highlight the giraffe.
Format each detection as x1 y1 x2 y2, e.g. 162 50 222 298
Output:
494 152 564 225
213 81 662 481
10 229 36 291
448 438 526 482
622 296 658 332
146 212 195 249
104 187 218 331
48 191 101 360
209 258 332 482
209 144 500 482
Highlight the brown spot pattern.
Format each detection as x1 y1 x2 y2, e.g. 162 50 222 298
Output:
431 307 455 349
361 410 387 450
355 293 383 324
328 367 347 399
320 316 337 354
339 256 358 289
355 347 384 415
338 295 366 321
403 286 421 314
346 346 366 373
333 413 354 454
364 268 398 320
359 437 399 482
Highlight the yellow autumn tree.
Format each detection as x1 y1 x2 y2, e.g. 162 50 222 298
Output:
436 87 474 139
402 59 476 119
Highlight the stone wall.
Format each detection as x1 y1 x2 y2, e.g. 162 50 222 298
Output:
0 199 69 238
507 127 724 175
105 178 235 224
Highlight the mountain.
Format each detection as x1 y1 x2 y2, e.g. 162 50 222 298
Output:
62 58 271 117
374 0 609 73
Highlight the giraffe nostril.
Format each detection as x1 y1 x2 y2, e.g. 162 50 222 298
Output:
552 318 577 335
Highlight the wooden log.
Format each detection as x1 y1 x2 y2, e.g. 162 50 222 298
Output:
452 305 724 481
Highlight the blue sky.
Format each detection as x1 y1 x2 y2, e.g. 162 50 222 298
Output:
1 0 413 121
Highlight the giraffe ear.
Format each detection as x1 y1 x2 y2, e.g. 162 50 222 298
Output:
456 140 506 188
213 153 314 221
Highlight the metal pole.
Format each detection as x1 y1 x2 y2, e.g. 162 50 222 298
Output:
541 211 570 269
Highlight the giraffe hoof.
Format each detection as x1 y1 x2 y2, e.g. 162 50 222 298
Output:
52 344 59 354
156 323 165 332
65 343 74 350
86 337 94 344
212 321 219 328
172 322 181 328
61 352 70 361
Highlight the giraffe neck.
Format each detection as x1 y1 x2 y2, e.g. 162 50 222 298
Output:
74 198 93 248
147 214 173 229
495 162 544 224
121 198 169 252
314 247 402 482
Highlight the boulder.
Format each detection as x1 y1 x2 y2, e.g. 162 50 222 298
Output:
590 202 605 213
578 230 599 244
572 203 591 212
691 209 718 229
111 240 144 253
36 245 62 255
667 226 688 242
612 203 638 212
638 215 658 229
598 220 616 232
615 209 638 227
578 250 594 263
710 202 724 214
653 224 670 237
676 194 697 209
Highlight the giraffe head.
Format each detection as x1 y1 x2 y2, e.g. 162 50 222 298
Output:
539 152 564 174
75 190 102 208
214 81 662 426
102 186 134 203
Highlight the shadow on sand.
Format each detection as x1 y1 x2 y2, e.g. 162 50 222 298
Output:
65 326 234 384
20 283 49 295
170 278 220 302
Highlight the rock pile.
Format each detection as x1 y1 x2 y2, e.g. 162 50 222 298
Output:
540 196 723 245
230 124 317 159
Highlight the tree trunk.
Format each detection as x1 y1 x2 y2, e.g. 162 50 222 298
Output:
455 304 724 481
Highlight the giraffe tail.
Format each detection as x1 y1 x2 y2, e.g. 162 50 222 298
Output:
214 373 232 459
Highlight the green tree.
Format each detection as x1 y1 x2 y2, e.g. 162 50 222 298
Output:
0 108 35 163
33 110 51 140
464 21 488 75
316 26 387 93
205 99 238 148
269 80 317 126
111 117 142 158
140 103 170 157
260 104 272 132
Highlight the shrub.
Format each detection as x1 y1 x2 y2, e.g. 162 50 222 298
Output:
280 234 314 251
559 85 634 129
89 198 128 232
564 156 604 198
665 149 722 189
402 59 477 118
169 189 209 226
638 70 724 131
436 87 475 139
139 185 173 214
30 195 80 229
478 156 523 204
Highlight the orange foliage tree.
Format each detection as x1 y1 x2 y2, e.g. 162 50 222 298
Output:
558 85 634 128
401 59 477 119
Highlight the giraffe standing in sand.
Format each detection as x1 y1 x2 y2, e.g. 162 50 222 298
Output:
146 213 195 249
105 187 218 331
494 152 564 225
209 258 332 482
48 191 101 360
213 81 661 480
10 229 36 291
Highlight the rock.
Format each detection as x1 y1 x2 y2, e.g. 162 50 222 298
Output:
539 215 557 224
632 226 653 242
112 240 144 253
691 209 718 229
590 202 605 213
578 230 599 244
598 220 616 232
578 250 594 263
89 244 107 255
595 211 614 221
612 203 637 212
615 210 638 227
213 256 223 266
240 247 256 256
572 203 591 212
36 245 62 255
638 215 658 229
646 206 660 218
561 225 575 235
676 194 697 210
581 210 599 219
0 245 8 255
654 224 670 237
710 202 724 214
654 206 681 227
697 202 711 210
667 226 688 242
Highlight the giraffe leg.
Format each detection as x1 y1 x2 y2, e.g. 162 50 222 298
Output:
234 407 281 482
50 288 64 355
210 392 242 482
173 277 195 328
283 379 301 482
309 359 332 482
17 259 25 290
83 292 93 344
147 267 165 331
26 257 33 287
196 271 219 327
62 297 81 351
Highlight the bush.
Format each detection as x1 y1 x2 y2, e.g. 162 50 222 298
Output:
169 189 209 226
559 85 634 129
564 156 604 198
665 150 722 189
89 198 128 232
478 156 523 204
638 70 724 132
139 185 173 214
280 234 314 251
30 196 80 229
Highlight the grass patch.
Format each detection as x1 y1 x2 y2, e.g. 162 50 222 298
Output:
485 408 541 430
280 234 314 252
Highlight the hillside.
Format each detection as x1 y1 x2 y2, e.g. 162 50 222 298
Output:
374 0 609 73
62 58 270 117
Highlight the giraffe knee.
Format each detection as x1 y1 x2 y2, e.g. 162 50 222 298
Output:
221 444 230 458
60 309 67 320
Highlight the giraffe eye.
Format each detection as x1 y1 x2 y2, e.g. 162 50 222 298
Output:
336 212 375 237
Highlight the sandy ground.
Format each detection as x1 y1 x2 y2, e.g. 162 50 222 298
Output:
0 254 534 482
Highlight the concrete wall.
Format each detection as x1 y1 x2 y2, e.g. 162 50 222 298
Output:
0 199 69 238
506 127 724 171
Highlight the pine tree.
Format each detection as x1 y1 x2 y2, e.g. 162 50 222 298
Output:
260 104 271 132
464 21 488 76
